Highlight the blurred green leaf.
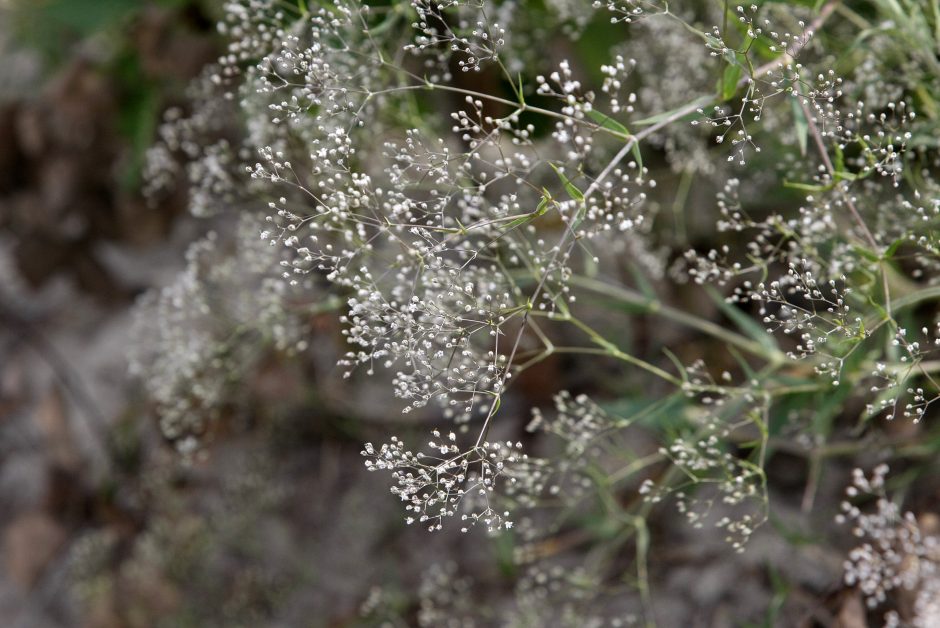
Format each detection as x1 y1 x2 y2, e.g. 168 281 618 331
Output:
586 109 631 138
549 163 584 202
790 96 809 156
704 286 780 357
720 63 742 101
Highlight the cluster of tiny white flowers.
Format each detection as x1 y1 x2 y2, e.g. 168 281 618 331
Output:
362 429 524 532
235 3 656 437
866 325 940 422
838 465 940 624
527 391 620 458
411 561 643 628
137 0 940 583
129 215 318 455
415 562 480 627
510 563 638 627
694 5 818 165
407 0 507 74
509 391 627 515
657 418 766 550
753 263 862 360
592 0 665 25
138 2 699 534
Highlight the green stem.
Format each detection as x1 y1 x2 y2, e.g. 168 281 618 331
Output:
569 275 782 363
563 315 683 386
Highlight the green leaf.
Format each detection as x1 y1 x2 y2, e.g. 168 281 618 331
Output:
493 529 517 578
601 393 688 432
834 143 846 172
884 238 905 259
502 215 535 232
891 285 940 311
704 286 780 356
662 348 690 384
720 63 743 100
630 140 643 174
586 109 631 138
633 95 714 126
503 189 552 230
549 163 589 231
549 163 584 202
704 33 724 51
790 96 809 156
585 110 640 172
782 180 831 192
626 262 657 300
830 144 858 180
852 244 881 263
368 11 401 35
